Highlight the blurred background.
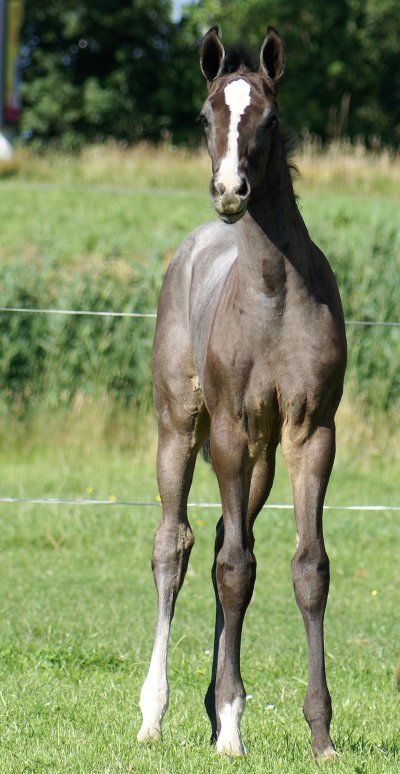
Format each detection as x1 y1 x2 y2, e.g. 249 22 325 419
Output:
0 0 398 436
0 0 399 438
1 0 399 150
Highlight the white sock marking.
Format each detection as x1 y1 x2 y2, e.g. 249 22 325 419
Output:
219 79 251 189
137 619 170 741
217 697 246 756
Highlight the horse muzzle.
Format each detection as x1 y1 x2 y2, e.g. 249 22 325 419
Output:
210 174 250 224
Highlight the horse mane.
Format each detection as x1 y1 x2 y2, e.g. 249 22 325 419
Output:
282 125 300 187
220 47 255 76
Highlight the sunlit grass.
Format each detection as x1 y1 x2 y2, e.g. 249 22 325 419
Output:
0 142 211 191
296 137 400 196
0 433 399 772
1 139 399 196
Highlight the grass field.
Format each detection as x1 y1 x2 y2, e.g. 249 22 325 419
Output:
0 145 399 771
0 439 399 773
1 158 399 416
1 140 399 196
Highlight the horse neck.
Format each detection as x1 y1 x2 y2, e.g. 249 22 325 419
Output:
234 131 308 294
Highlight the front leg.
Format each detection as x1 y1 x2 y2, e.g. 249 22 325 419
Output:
137 409 201 742
282 423 337 760
208 413 256 756
205 446 277 743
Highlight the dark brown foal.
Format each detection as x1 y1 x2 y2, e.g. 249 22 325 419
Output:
138 25 346 759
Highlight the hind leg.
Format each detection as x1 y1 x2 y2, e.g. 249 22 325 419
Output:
138 400 206 742
204 515 224 743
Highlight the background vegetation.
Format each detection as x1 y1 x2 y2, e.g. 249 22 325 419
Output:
19 0 400 149
0 144 399 424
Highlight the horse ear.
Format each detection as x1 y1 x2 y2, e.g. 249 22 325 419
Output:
259 26 285 88
200 26 225 84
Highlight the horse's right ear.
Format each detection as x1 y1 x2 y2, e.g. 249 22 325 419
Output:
200 27 225 84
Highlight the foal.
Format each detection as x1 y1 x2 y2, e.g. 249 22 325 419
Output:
138 26 346 759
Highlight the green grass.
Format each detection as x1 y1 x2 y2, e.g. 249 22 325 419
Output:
0 436 399 773
0 171 399 414
0 181 211 270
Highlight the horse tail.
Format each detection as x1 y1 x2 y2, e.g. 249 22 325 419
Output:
201 438 212 465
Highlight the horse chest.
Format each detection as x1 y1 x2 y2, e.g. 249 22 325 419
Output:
204 312 342 451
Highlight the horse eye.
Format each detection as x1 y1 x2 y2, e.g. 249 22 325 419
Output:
200 113 209 129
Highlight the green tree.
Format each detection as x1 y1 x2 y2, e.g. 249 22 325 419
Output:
187 0 400 145
19 0 400 148
20 0 201 148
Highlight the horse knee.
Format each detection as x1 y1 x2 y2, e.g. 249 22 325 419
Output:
216 543 256 611
291 542 330 615
152 520 194 594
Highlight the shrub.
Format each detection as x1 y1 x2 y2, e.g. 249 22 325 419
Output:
0 257 160 417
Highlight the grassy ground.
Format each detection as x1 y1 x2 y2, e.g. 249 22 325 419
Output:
0 145 399 771
0 433 399 773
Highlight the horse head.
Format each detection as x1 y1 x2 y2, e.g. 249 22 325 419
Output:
200 26 285 223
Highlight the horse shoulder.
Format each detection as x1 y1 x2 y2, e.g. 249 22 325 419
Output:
153 220 236 406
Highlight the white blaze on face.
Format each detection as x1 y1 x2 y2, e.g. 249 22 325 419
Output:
218 79 251 190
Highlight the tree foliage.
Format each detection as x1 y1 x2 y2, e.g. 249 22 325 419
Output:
20 0 202 148
19 0 399 148
189 0 400 145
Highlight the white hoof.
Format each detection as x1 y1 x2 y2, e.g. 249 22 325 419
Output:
137 723 162 743
138 675 168 744
216 736 245 756
315 745 338 761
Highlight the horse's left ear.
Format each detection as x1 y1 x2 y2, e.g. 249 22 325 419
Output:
200 26 225 84
259 26 285 88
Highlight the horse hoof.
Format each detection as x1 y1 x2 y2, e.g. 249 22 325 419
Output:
216 737 245 756
137 724 162 743
312 743 337 761
217 745 245 757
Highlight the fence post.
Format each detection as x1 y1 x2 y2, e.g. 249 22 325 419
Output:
0 0 24 158
0 0 6 128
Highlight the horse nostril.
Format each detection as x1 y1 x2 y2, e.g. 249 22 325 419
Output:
211 176 249 201
236 177 250 198
210 177 226 198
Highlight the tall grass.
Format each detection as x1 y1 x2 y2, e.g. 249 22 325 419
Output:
1 138 399 195
0 142 211 191
296 136 400 196
0 144 399 422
